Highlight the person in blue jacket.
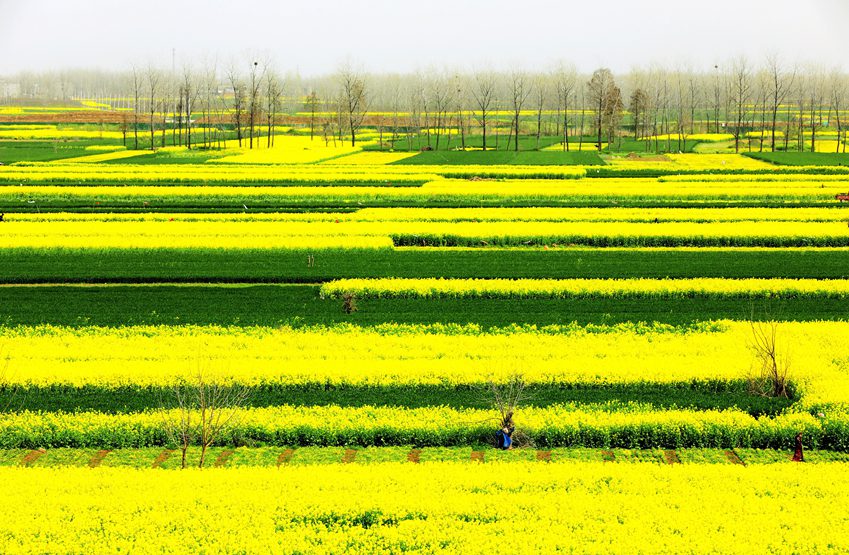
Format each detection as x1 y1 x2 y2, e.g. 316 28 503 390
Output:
496 412 515 450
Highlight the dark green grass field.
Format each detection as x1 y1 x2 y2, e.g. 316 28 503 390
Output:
391 150 605 165
1 381 790 415
0 139 115 163
364 133 565 152
2 247 849 283
3 446 839 468
745 152 849 166
0 284 844 328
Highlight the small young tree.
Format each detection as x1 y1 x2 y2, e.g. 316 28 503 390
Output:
164 378 196 470
304 90 320 141
162 367 251 469
0 351 16 412
472 71 496 151
338 64 368 147
227 67 245 148
488 375 532 448
747 316 791 398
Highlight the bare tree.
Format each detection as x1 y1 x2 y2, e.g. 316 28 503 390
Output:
472 71 496 151
507 70 530 152
554 63 576 151
766 55 796 152
808 67 826 153
304 90 320 141
265 71 282 148
162 367 251 469
131 65 142 149
338 64 368 147
533 73 548 150
747 317 791 398
202 62 218 149
248 61 265 149
429 72 452 151
629 87 649 141
488 375 532 449
196 376 251 468
728 57 752 153
830 69 846 153
181 68 198 150
587 68 618 151
164 378 196 470
453 74 466 149
0 351 17 414
145 65 161 151
227 67 245 148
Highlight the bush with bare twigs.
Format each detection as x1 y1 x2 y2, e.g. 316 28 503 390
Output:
489 375 534 449
161 367 251 469
747 318 792 398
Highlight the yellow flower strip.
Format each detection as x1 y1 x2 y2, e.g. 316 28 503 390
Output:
0 464 847 553
0 463 849 555
0 322 845 406
7 207 849 223
0 219 848 248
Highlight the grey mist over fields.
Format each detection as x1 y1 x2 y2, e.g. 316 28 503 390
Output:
1 0 848 75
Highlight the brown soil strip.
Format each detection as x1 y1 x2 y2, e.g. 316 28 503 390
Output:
276 449 294 467
151 450 172 468
470 450 485 463
664 450 681 465
725 450 746 466
20 449 46 467
88 449 111 468
342 449 358 463
601 450 616 462
536 450 552 461
213 450 234 468
407 449 422 463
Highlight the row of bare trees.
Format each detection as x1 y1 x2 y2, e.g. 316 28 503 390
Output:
6 57 849 153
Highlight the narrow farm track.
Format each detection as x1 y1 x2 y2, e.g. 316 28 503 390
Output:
5 447 846 468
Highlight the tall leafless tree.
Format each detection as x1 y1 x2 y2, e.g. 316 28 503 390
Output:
162 367 251 469
533 74 547 150
766 55 796 152
145 66 161 151
131 65 142 149
728 57 752 153
554 63 576 151
248 61 265 149
587 68 619 151
265 71 282 148
304 90 320 141
227 67 245 148
472 71 496 151
507 70 530 152
338 64 368 147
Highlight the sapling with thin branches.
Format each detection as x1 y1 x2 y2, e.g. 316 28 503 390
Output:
488 374 533 448
162 364 251 469
747 310 792 398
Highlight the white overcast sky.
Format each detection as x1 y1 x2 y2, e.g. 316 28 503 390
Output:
1 0 848 76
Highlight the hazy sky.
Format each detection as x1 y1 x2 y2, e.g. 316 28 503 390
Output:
2 0 848 76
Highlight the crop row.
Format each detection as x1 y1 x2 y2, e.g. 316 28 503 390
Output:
2 463 847 553
0 321 836 392
3 219 849 249
0 163 585 183
321 277 849 300
3 247 849 282
12 206 849 223
0 404 846 449
1 180 848 210
4 447 846 468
